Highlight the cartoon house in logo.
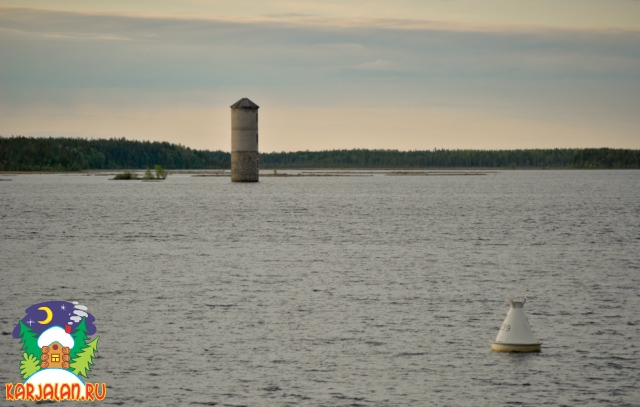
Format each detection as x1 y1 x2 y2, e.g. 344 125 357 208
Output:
11 300 99 386
38 326 74 369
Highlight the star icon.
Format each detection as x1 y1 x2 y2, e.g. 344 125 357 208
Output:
61 304 66 310
26 319 35 327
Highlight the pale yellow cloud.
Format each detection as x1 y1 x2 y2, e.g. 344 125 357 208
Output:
261 107 639 151
4 102 638 152
1 0 639 30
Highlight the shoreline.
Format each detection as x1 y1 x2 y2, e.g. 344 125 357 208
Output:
1 167 637 175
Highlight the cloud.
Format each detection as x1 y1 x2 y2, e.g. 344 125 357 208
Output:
262 13 317 18
1 7 637 84
350 59 404 71
1 7 638 97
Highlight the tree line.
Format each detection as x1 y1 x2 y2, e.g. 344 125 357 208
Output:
1 136 638 171
259 148 640 169
0 136 229 171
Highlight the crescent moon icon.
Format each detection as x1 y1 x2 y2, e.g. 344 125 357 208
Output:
38 307 53 324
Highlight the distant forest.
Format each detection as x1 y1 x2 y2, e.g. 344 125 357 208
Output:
1 136 639 171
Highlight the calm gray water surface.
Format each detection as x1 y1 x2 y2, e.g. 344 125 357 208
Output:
1 171 639 406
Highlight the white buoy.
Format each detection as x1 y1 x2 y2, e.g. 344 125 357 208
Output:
491 298 541 352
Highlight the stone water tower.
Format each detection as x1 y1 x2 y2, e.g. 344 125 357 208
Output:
230 98 259 182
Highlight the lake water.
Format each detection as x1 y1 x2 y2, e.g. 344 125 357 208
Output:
1 170 639 406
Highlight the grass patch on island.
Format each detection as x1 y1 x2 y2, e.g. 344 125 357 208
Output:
112 172 138 180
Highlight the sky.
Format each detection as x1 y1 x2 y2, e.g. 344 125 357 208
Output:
1 1 639 151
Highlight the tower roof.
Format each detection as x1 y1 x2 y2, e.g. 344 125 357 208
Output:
230 98 259 109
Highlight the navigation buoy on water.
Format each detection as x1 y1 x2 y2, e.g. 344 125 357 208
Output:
491 298 541 352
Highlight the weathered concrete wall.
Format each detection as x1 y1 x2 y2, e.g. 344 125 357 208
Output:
231 151 259 182
230 100 259 182
231 109 259 151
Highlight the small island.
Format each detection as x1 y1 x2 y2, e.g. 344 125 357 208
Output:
112 165 167 181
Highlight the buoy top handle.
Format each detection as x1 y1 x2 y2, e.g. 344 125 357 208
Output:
508 297 526 308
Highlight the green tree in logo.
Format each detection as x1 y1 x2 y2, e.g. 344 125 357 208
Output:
20 353 41 379
18 321 41 360
69 318 89 361
70 336 99 378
